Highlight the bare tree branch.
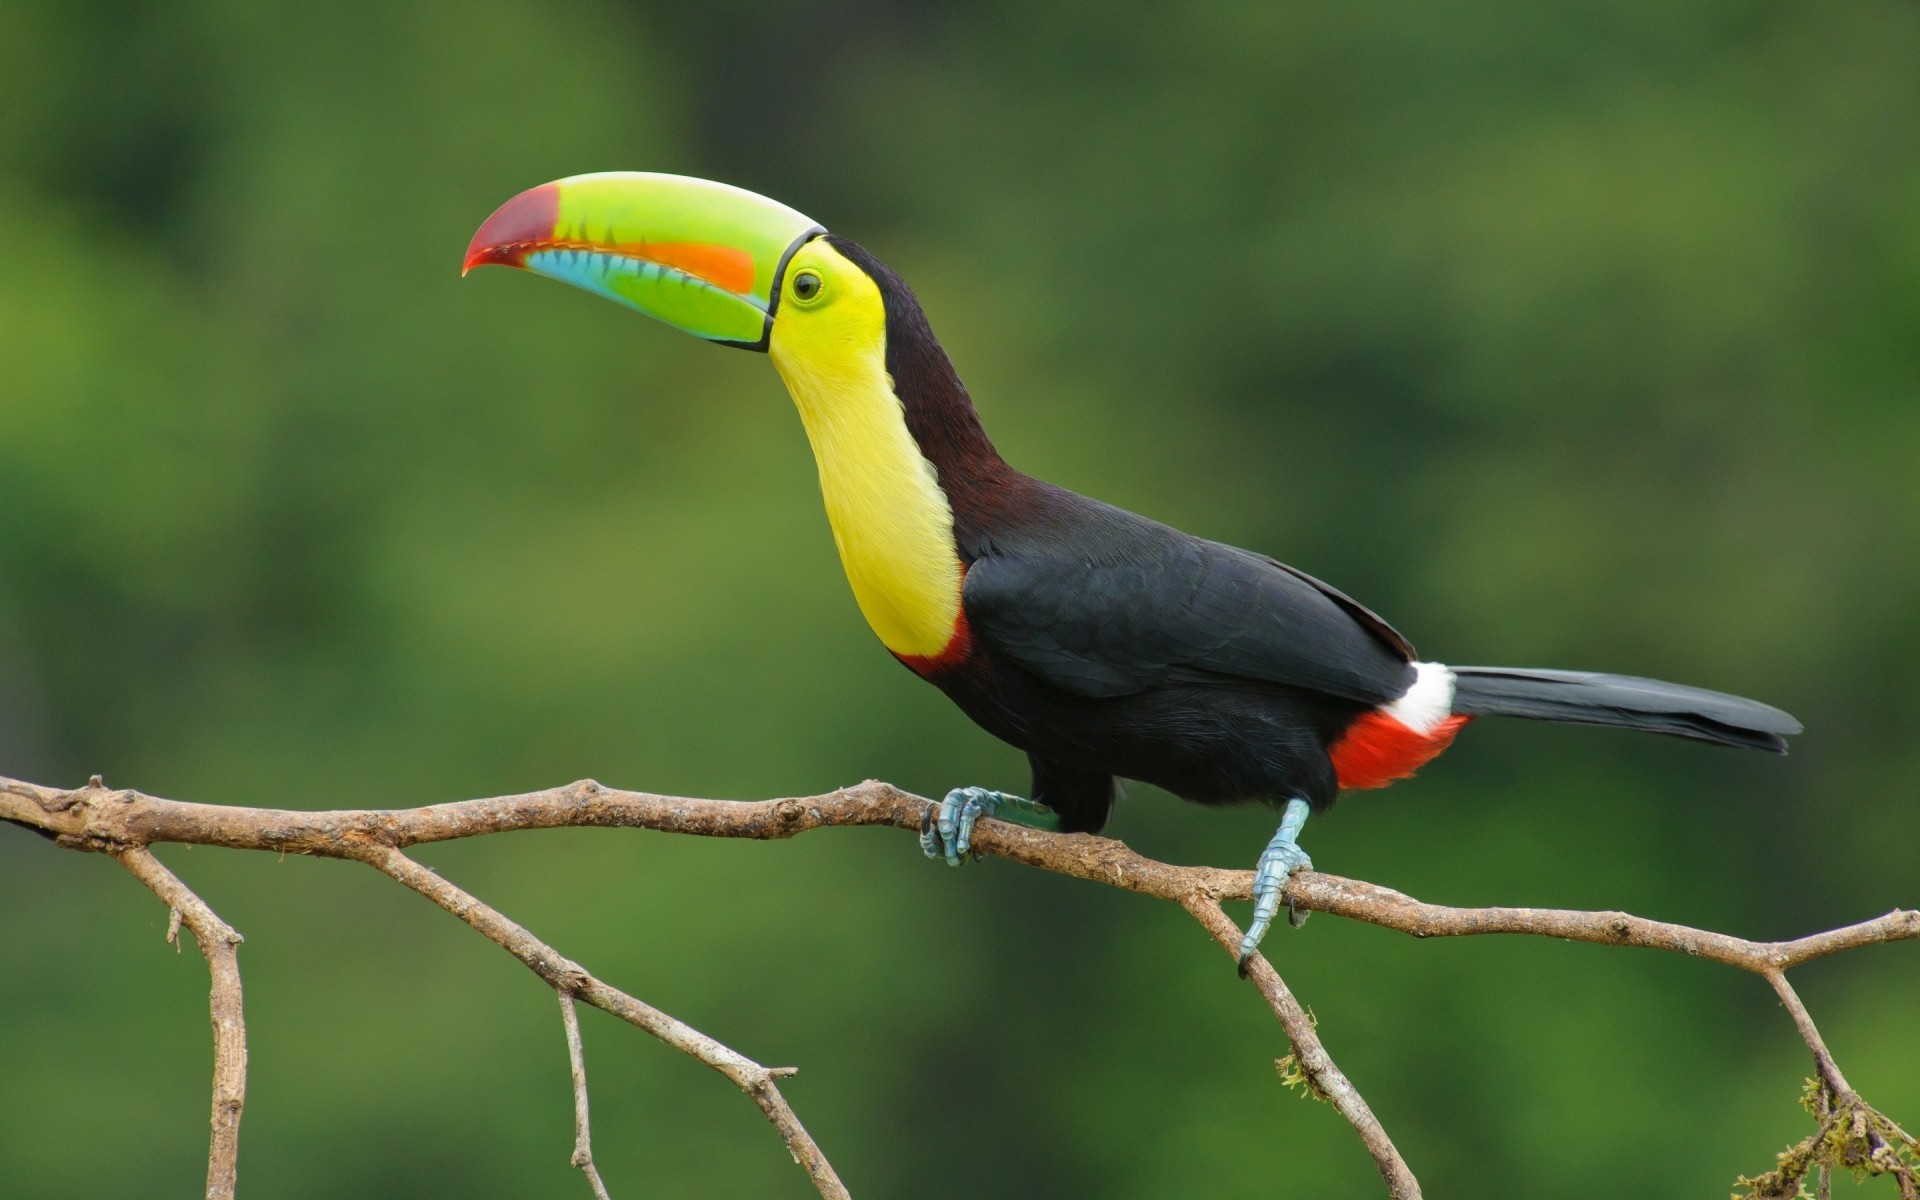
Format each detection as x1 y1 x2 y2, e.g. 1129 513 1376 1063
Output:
344 841 850 1200
108 845 247 1200
7 774 1912 975
5 770 1916 1199
559 991 614 1200
1182 894 1419 1199
1766 969 1853 1101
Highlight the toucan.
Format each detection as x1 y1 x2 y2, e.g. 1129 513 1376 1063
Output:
463 173 1801 968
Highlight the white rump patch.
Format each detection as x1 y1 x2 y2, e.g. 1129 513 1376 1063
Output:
1384 661 1456 735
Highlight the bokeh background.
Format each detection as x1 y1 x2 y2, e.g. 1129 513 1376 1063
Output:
3 2 1917 1196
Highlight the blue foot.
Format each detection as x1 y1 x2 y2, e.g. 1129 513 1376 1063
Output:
1237 798 1314 975
919 787 1060 865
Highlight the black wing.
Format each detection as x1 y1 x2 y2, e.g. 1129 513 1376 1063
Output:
962 513 1416 705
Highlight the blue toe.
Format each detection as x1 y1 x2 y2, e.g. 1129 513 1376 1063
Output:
922 787 1008 865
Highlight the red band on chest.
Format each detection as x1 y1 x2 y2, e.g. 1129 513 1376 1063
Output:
894 608 974 677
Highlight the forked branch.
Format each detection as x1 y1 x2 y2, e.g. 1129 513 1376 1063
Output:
108 844 247 1200
346 840 848 1200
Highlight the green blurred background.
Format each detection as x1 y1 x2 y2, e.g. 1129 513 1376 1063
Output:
3 1 1917 1196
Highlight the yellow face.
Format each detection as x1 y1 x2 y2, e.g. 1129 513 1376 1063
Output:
768 238 888 366
765 240 965 661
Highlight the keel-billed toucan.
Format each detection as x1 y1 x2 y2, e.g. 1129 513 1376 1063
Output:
463 173 1801 966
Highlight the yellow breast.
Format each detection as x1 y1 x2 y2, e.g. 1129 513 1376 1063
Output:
767 243 962 660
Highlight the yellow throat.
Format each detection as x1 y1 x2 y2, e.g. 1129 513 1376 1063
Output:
767 240 964 660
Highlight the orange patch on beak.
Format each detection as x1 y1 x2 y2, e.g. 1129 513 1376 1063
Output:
469 234 755 295
601 240 757 293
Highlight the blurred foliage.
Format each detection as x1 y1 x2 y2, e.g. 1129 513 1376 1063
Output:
2 1 1918 1196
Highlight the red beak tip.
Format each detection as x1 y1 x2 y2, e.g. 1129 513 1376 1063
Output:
464 181 562 276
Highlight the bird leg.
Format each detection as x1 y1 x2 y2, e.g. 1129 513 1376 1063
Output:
919 787 1061 866
1237 797 1313 974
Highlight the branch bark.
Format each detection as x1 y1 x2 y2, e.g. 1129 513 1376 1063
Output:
1183 894 1419 1199
559 990 615 1200
109 844 247 1200
8 774 1911 976
5 771 1915 1200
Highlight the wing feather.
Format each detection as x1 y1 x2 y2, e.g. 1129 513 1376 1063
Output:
963 524 1415 705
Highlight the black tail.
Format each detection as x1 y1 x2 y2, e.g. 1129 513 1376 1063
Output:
1449 666 1801 753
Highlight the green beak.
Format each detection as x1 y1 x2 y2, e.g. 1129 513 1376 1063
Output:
463 172 824 351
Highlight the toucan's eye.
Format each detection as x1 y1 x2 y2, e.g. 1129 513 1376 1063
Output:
790 270 822 302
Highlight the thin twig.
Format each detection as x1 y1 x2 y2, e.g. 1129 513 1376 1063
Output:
109 846 247 1200
344 841 849 1200
559 991 614 1200
1765 970 1854 1100
1182 894 1420 1199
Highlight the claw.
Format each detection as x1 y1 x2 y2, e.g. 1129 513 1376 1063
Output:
919 806 941 859
955 790 990 857
919 787 1065 866
924 787 1004 866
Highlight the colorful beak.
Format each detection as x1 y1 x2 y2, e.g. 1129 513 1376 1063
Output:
463 172 824 351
